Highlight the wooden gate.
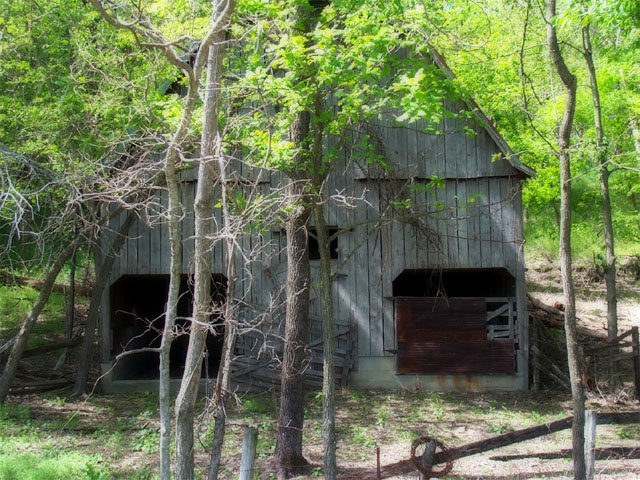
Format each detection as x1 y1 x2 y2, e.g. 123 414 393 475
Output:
231 307 354 391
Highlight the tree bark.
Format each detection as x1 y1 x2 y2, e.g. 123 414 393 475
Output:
73 211 136 397
206 16 239 478
313 201 337 479
174 2 235 478
270 3 329 476
582 24 619 387
271 176 312 479
0 236 81 403
546 1 585 478
158 92 186 480
207 221 238 480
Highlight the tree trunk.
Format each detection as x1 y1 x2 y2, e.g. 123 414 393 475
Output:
270 3 329 476
158 105 186 480
546 1 585 478
73 211 136 397
582 24 619 387
0 236 81 403
207 21 239 478
271 176 312 478
313 201 337 479
207 225 238 480
175 2 235 477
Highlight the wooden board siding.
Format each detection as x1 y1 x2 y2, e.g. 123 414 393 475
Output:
101 91 528 391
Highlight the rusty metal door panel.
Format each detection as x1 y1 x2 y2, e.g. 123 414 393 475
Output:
395 297 487 343
397 340 515 374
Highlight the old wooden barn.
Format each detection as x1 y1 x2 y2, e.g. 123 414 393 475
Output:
98 55 533 393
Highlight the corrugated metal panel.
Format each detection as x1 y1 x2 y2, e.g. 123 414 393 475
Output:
396 297 515 374
397 340 515 374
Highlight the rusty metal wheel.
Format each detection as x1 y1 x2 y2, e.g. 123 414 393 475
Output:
410 435 454 477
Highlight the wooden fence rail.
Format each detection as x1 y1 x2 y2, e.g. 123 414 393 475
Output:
582 326 640 400
343 411 640 480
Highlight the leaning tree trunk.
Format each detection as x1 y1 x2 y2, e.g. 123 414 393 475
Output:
73 211 136 397
582 24 619 387
546 1 585 478
174 2 235 477
0 236 82 403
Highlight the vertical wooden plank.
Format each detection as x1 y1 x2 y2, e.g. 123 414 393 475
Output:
424 181 439 267
354 180 370 357
467 178 481 267
502 177 517 277
384 215 404 356
435 99 447 179
149 192 162 275
479 177 491 269
367 186 384 357
182 181 195 274
456 179 469 267
514 185 528 387
446 180 458 267
407 120 421 177
489 177 503 268
435 180 448 269
124 210 137 276
342 148 358 368
104 212 116 285
466 119 478 179
138 206 151 274
444 102 458 180
454 103 467 179
158 188 169 275
475 127 489 178
100 269 111 364
112 209 124 280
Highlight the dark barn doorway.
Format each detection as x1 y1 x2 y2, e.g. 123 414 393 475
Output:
392 269 517 375
392 268 515 298
109 274 227 380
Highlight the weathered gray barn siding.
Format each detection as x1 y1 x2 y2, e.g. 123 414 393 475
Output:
99 95 529 392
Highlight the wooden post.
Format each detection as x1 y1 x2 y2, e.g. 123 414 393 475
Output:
585 410 597 480
239 426 258 480
632 327 640 401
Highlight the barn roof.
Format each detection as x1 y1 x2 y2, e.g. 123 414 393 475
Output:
430 50 535 178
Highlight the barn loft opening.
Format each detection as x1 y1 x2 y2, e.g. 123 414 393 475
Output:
308 227 339 260
109 274 227 381
392 268 517 375
392 268 515 298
